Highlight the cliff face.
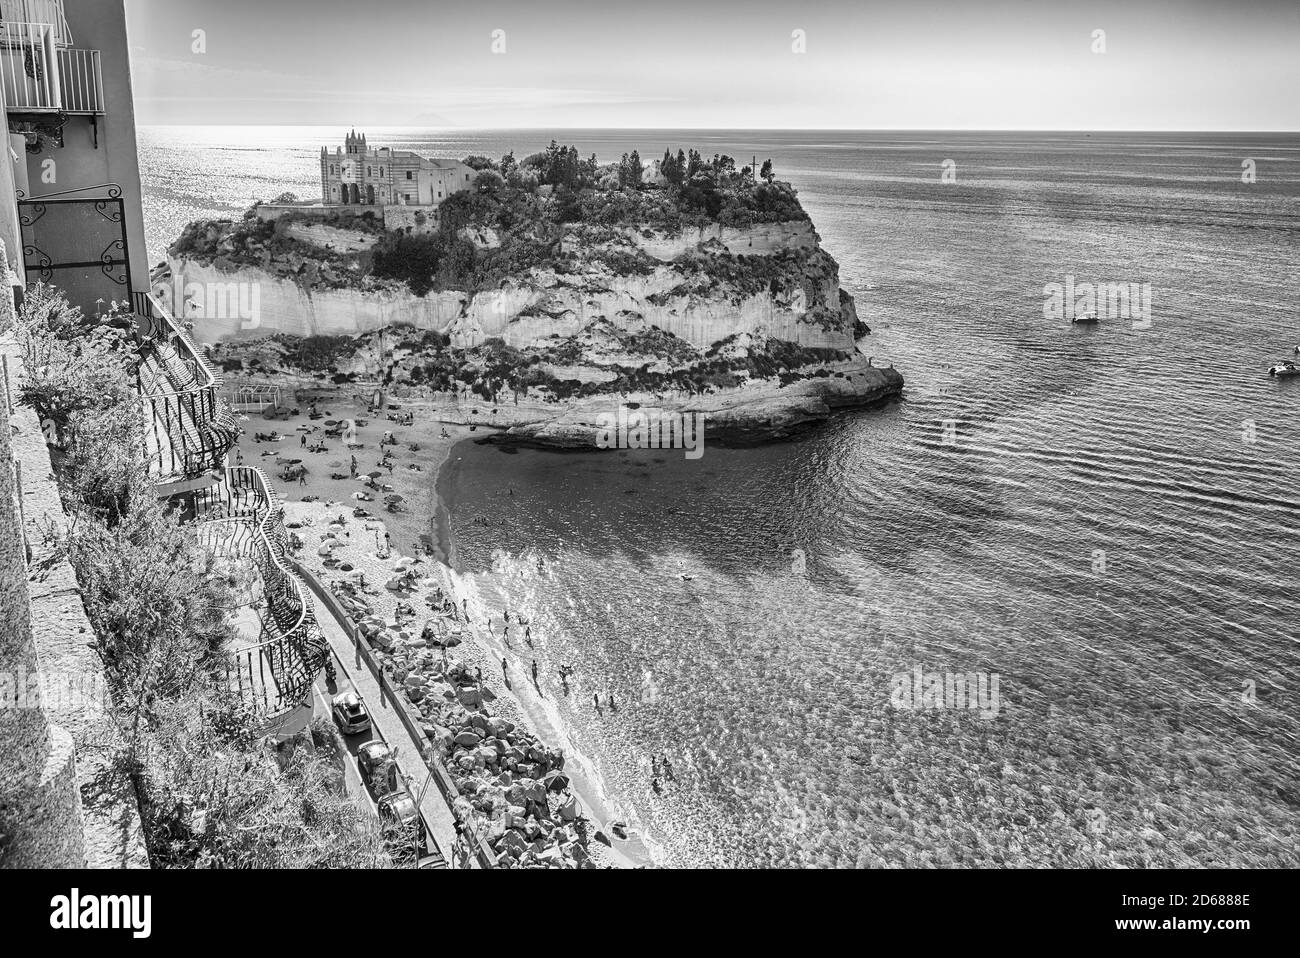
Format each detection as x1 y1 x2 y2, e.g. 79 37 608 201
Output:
167 219 850 351
173 183 901 445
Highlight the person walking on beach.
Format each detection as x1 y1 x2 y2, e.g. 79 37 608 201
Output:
503 625 510 644
475 666 483 687
503 609 510 625
593 691 602 714
530 659 539 686
501 657 508 677
462 598 468 620
661 753 675 782
525 624 531 644
300 432 307 447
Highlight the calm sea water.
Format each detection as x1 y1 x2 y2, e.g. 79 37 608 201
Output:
142 128 1300 867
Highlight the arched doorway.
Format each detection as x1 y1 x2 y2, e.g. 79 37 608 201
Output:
366 185 376 205
349 184 360 204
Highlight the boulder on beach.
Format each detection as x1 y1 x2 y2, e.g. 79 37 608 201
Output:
557 795 578 822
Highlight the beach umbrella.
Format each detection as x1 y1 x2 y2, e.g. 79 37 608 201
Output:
325 420 339 426
385 494 405 504
543 770 570 793
367 470 383 479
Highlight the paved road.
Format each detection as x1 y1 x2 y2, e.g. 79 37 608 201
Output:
313 593 466 866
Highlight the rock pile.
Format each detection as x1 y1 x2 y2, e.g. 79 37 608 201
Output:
327 578 598 869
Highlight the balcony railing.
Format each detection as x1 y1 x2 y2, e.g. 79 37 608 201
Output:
133 291 239 484
0 21 102 114
56 46 101 114
195 466 330 721
0 0 73 46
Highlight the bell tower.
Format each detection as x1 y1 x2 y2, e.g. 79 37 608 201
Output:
345 129 368 155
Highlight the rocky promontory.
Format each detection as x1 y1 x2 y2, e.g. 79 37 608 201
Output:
168 143 903 445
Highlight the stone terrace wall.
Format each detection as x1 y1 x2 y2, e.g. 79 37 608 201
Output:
0 338 148 868
0 338 84 867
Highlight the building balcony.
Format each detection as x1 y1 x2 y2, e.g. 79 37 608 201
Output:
195 466 330 725
0 20 103 116
132 291 240 492
0 0 73 46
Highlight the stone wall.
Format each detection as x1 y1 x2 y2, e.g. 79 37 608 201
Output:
0 333 85 867
383 205 440 235
0 337 148 868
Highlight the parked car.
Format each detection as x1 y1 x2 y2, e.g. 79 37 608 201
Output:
331 691 371 735
378 791 425 863
357 741 399 794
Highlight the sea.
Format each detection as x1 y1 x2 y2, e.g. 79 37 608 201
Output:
140 127 1300 867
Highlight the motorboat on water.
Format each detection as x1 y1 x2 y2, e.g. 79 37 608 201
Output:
1071 311 1099 324
1268 360 1300 377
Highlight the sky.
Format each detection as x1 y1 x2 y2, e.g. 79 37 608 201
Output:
123 0 1300 130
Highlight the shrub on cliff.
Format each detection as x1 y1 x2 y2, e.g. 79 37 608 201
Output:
131 697 388 869
372 232 443 296
277 333 357 372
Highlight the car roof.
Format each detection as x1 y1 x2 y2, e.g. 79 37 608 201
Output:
333 691 360 707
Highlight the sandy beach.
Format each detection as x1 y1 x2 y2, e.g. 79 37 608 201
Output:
234 389 651 867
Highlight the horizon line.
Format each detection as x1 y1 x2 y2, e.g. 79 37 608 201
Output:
138 123 1300 134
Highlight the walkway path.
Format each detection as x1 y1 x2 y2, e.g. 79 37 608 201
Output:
309 579 467 866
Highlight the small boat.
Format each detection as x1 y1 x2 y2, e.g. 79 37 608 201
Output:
1072 312 1099 324
1269 361 1300 378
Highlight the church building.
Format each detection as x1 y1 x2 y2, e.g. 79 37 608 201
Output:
320 131 474 207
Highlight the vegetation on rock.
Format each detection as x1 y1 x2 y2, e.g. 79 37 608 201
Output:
14 288 387 868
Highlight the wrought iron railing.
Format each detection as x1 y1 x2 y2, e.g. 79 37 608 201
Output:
195 466 329 721
56 46 102 114
133 290 239 482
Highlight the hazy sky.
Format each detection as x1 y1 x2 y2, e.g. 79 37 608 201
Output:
123 0 1300 129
